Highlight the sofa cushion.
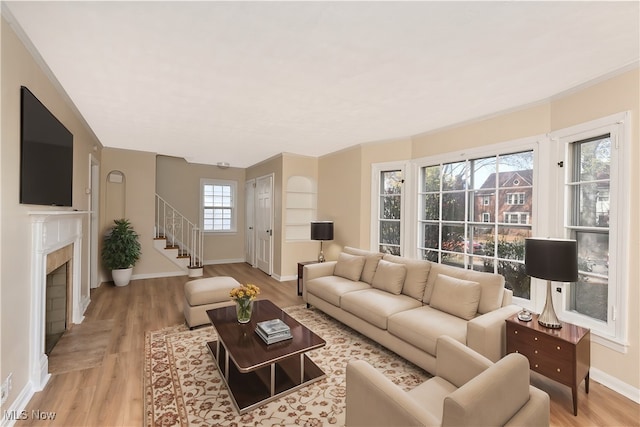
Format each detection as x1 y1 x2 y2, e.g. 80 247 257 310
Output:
371 260 406 295
341 289 422 329
429 274 481 320
334 252 366 281
344 246 384 284
383 254 431 300
306 276 371 307
423 263 505 314
388 305 468 355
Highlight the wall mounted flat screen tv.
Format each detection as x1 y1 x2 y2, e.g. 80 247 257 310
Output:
20 86 73 207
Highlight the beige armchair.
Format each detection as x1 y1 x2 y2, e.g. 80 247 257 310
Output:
345 336 549 427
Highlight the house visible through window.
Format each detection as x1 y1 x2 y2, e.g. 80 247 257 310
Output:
201 179 237 232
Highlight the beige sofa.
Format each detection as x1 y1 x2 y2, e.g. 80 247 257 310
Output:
345 336 550 426
303 247 522 373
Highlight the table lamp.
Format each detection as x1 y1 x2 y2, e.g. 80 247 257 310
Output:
525 237 578 329
311 221 334 262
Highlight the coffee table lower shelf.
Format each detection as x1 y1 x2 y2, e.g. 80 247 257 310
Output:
206 341 325 414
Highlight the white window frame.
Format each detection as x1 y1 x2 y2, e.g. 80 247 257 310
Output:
370 162 409 254
200 178 238 233
551 112 630 351
410 136 541 309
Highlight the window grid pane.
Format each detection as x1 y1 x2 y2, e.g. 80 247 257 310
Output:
378 170 402 254
567 135 611 321
418 150 533 299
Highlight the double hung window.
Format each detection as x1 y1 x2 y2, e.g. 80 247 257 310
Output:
201 179 237 232
556 112 629 345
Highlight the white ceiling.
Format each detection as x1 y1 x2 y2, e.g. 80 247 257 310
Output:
4 1 639 168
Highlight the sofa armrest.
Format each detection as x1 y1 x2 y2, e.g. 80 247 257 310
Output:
302 261 337 300
467 304 522 362
346 360 438 427
442 353 531 427
505 386 550 427
436 336 492 388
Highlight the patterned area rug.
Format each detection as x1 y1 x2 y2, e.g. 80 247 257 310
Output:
144 305 431 426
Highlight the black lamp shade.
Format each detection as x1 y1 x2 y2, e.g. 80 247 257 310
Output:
525 238 578 282
311 221 334 241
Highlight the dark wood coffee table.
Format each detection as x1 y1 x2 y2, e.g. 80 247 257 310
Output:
206 299 326 414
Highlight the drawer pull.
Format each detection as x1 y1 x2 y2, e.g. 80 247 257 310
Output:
557 346 561 350
535 364 539 368
557 368 561 372
534 337 538 341
514 331 518 335
534 350 538 354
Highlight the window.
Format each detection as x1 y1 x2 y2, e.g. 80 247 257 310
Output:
418 149 534 299
506 192 525 205
378 170 403 255
371 163 406 256
201 179 237 232
483 196 491 205
556 112 629 346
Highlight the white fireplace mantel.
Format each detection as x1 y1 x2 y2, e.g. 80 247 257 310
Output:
28 211 89 390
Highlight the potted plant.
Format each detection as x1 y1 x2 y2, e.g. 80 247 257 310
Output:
102 218 141 286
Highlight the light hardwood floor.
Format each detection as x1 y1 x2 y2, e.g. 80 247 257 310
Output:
16 263 639 426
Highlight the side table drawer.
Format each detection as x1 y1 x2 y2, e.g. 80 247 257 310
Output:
507 322 572 362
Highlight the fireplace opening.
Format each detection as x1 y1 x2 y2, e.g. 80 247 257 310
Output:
45 245 73 356
45 263 68 354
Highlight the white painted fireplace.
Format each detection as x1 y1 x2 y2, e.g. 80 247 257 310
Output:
28 211 88 390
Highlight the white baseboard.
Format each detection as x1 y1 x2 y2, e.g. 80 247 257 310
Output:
1 381 36 427
203 258 246 265
590 366 640 404
273 273 297 282
131 271 187 280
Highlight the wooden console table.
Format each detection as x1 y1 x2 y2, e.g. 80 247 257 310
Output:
506 313 590 416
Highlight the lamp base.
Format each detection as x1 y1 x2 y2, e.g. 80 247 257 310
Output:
317 251 325 263
538 280 562 329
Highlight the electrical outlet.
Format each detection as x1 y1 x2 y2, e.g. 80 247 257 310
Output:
1 373 12 406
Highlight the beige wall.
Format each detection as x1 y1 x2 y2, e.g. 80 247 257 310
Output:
1 17 102 410
156 155 246 264
318 69 640 393
100 148 178 279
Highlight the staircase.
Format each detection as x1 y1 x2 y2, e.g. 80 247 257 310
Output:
154 194 204 277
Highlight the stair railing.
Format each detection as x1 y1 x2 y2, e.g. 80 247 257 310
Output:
155 194 203 268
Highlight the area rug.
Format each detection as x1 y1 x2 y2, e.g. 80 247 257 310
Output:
144 305 431 426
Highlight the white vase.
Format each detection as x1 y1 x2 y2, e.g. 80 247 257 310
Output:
112 268 133 287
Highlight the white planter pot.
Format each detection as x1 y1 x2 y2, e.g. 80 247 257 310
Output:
112 268 133 287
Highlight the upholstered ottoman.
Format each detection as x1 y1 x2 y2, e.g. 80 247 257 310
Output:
183 276 239 328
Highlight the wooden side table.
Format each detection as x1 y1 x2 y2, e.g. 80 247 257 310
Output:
297 261 319 296
506 313 590 416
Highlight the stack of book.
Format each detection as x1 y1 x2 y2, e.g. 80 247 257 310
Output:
255 318 292 344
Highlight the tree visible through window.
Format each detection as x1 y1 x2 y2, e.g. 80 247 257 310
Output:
379 170 402 255
567 135 611 322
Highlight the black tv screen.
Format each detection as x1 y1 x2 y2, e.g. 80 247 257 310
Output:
20 86 73 207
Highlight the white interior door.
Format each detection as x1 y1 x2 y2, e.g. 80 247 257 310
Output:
256 174 273 275
245 179 256 267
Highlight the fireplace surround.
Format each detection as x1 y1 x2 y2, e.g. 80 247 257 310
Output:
29 211 89 390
